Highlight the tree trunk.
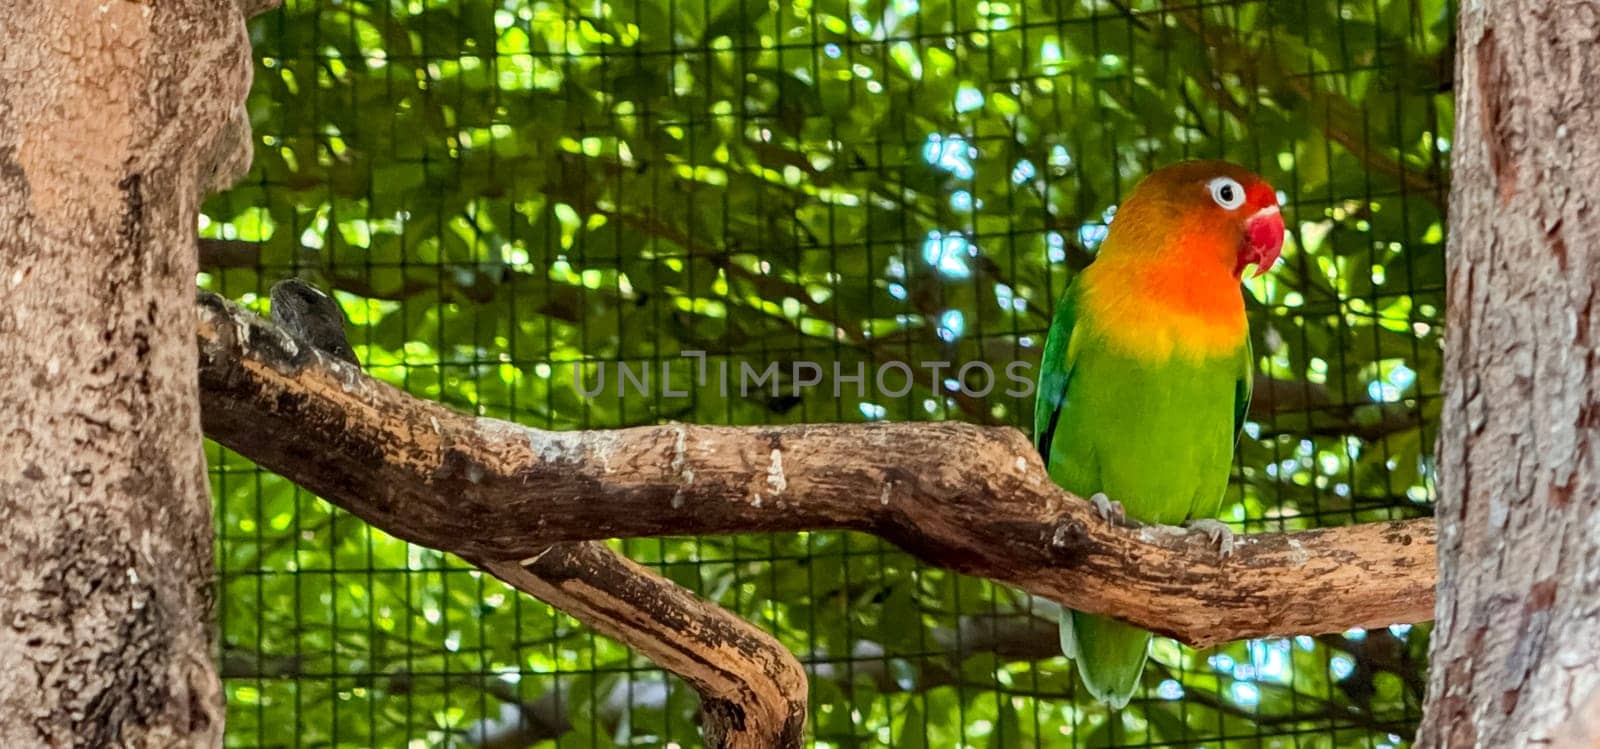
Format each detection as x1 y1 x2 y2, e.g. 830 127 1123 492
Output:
0 0 256 745
1419 1 1600 746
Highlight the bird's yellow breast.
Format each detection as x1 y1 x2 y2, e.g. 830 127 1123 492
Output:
1076 263 1248 363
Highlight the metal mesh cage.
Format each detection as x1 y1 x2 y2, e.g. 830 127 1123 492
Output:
204 0 1450 745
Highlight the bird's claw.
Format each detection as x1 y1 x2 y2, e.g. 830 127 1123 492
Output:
1089 493 1126 525
1185 518 1235 557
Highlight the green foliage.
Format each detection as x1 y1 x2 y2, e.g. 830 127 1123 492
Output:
206 0 1450 745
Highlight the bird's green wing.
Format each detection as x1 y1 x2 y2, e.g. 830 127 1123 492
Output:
1233 333 1254 444
1033 282 1080 459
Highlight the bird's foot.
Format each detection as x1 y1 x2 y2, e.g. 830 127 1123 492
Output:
1088 493 1126 526
1185 518 1235 557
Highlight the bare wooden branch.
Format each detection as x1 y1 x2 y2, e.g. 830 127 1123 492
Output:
255 278 807 747
196 291 1436 649
480 544 806 748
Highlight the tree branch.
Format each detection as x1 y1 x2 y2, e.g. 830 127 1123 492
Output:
478 544 807 748
250 281 806 747
196 291 1436 649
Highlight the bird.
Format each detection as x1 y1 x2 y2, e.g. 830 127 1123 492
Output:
269 277 360 367
1032 159 1285 709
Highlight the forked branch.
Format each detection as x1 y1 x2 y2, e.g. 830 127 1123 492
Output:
196 291 1435 650
235 284 805 748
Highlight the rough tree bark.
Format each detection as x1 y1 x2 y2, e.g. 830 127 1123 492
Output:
483 547 808 748
0 0 258 745
195 292 1436 648
1419 1 1600 747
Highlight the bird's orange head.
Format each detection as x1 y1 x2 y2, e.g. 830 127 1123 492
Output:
1097 159 1285 280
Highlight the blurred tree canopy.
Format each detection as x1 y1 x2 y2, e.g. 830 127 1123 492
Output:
203 0 1451 745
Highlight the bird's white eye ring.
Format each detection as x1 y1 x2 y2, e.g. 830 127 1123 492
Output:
1207 176 1246 210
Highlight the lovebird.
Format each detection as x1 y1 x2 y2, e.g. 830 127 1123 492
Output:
1033 160 1285 708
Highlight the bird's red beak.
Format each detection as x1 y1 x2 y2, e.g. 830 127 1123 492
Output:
1237 205 1285 278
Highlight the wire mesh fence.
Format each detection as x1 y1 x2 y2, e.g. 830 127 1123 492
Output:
203 0 1451 745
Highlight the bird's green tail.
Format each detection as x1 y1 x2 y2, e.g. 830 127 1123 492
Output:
1059 609 1150 710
